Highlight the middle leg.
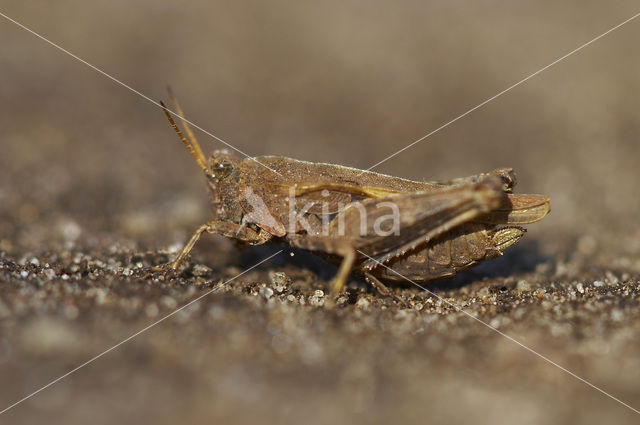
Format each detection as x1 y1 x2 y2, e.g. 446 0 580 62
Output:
286 234 356 298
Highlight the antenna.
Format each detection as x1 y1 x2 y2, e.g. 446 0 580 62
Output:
167 86 207 163
160 100 212 178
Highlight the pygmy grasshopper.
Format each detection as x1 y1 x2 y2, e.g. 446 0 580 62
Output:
155 95 550 300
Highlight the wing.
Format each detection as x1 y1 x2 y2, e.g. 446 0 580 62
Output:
333 176 506 262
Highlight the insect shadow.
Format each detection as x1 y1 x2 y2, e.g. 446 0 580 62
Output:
236 243 341 281
235 238 548 295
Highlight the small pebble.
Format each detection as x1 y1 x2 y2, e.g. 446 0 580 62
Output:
192 264 212 277
309 295 324 307
269 272 290 287
355 297 370 310
259 287 274 299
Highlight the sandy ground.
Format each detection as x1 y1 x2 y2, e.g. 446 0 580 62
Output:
1 1 640 424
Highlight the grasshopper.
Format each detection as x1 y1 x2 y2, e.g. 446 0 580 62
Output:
156 94 550 300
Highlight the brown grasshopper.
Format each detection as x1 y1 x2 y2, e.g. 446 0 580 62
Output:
155 95 550 300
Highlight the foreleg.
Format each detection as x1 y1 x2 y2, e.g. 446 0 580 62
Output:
156 220 271 272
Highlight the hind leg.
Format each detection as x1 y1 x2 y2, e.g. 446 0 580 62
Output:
364 272 408 306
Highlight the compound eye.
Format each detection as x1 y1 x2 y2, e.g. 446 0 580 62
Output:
211 160 233 180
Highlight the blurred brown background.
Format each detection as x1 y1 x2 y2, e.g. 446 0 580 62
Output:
1 1 640 424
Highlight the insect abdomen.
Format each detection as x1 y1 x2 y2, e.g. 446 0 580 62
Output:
370 224 520 282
